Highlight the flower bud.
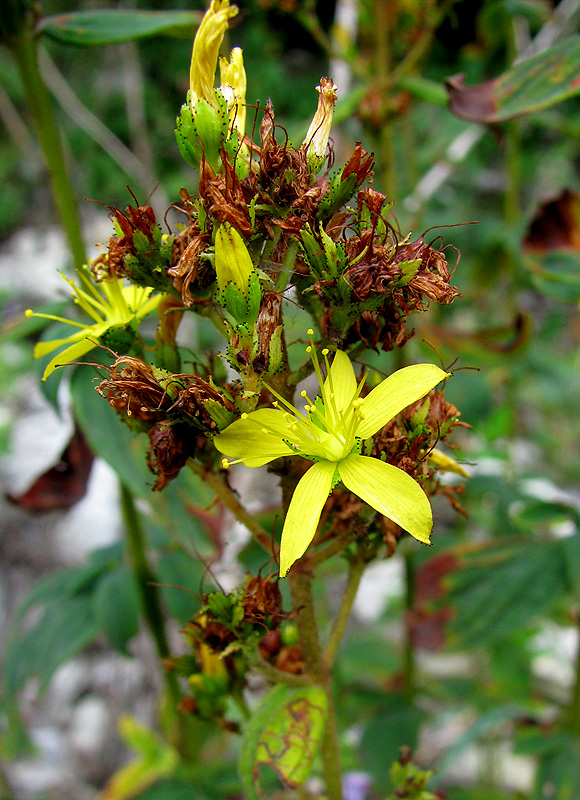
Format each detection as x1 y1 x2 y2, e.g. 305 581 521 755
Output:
219 46 247 141
189 0 238 108
176 0 247 173
303 77 338 174
214 223 262 323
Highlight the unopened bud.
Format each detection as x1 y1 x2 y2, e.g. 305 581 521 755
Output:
214 224 262 323
189 0 238 108
219 46 247 140
303 78 338 174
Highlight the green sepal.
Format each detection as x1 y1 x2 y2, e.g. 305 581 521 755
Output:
175 90 230 173
300 226 327 278
123 225 174 292
397 258 421 287
97 321 138 353
410 397 430 428
221 270 262 325
316 171 357 221
205 399 236 431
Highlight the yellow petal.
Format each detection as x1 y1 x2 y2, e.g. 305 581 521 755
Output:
41 337 97 381
213 408 295 467
323 349 356 415
279 460 337 577
357 363 448 439
214 223 255 296
338 454 433 544
189 0 238 106
428 448 470 478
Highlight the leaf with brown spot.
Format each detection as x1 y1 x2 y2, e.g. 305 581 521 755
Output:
7 426 94 512
238 685 327 799
447 36 580 122
524 189 580 253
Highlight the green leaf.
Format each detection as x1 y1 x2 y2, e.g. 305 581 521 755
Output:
560 534 580 600
101 716 179 800
4 594 98 694
360 695 424 792
70 360 152 498
527 251 580 304
512 498 580 529
434 705 528 783
238 685 328 799
156 550 204 625
134 780 213 800
38 10 202 46
447 542 566 647
447 36 580 122
532 733 580 800
93 566 140 654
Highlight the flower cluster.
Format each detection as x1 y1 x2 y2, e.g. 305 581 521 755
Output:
30 0 466 579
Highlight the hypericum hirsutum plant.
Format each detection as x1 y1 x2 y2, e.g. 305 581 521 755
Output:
29 1 468 795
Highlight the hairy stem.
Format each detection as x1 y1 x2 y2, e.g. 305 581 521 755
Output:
403 549 416 700
566 612 580 736
324 556 367 666
11 30 86 266
188 461 274 555
120 483 185 746
289 571 343 800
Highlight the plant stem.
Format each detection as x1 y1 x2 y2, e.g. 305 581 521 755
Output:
188 461 274 555
389 0 458 86
255 654 313 686
119 483 184 744
11 30 86 267
403 549 416 700
373 0 395 199
566 612 580 736
324 556 366 666
289 571 343 800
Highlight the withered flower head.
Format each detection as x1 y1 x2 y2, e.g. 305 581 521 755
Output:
98 355 236 432
147 420 198 491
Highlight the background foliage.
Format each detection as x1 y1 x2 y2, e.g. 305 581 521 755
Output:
3 0 580 798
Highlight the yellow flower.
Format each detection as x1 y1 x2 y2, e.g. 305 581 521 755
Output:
215 335 449 576
26 266 160 381
189 0 238 108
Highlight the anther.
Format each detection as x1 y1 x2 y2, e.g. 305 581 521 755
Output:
306 345 312 353
322 348 329 356
241 412 248 419
221 458 230 469
307 328 314 336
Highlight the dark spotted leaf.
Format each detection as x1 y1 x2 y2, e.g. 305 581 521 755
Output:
238 685 327 799
446 36 580 122
6 426 93 511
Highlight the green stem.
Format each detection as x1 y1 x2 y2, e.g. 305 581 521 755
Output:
373 0 395 199
389 0 458 86
289 571 343 800
11 30 86 266
403 549 416 700
119 483 184 742
255 654 313 686
324 556 366 667
566 612 580 736
274 239 299 293
188 461 274 554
